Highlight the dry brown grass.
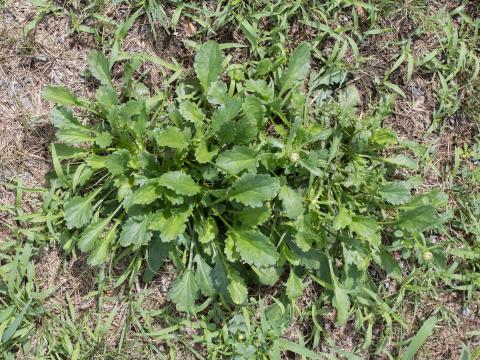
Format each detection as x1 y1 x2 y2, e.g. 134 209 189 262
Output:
0 1 92 194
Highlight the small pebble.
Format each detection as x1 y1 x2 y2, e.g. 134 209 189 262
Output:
412 86 424 99
35 55 48 62
22 96 32 110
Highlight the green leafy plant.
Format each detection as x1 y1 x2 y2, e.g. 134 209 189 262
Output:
35 40 448 318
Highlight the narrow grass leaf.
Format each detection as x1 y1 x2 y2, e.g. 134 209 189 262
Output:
1 300 31 344
402 316 437 360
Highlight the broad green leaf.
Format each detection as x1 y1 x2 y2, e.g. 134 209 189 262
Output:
282 243 301 266
224 235 238 262
64 193 96 229
374 250 402 280
95 86 118 112
401 317 437 360
194 41 223 91
195 142 218 164
215 146 257 175
384 154 419 170
196 217 218 244
149 209 190 242
227 269 247 305
242 95 264 126
255 58 273 76
95 131 113 148
154 127 189 149
105 149 130 176
244 79 274 101
332 207 352 231
286 271 304 300
253 265 281 286
212 254 229 296
194 255 215 297
230 229 279 268
208 96 243 139
158 171 200 196
78 218 110 252
229 173 280 207
42 86 80 105
333 285 350 325
237 206 272 227
130 183 161 205
53 143 89 159
207 81 228 105
119 217 151 248
401 190 448 211
168 269 198 312
379 181 412 205
279 186 303 219
397 205 438 233
85 155 106 169
56 128 95 144
299 154 323 177
87 50 112 86
50 106 81 129
338 84 361 108
143 236 173 283
279 43 311 95
343 241 371 270
235 96 265 144
179 100 204 124
349 216 380 245
87 223 117 266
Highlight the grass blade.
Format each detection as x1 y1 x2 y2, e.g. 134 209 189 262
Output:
402 316 437 360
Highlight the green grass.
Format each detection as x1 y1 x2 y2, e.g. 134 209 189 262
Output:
1 0 480 358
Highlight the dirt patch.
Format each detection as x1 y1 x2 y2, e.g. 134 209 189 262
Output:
0 1 93 195
409 292 480 359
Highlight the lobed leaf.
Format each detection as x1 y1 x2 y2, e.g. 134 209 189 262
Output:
279 43 311 95
158 171 201 196
194 41 223 91
168 270 198 313
228 173 280 207
230 229 279 268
